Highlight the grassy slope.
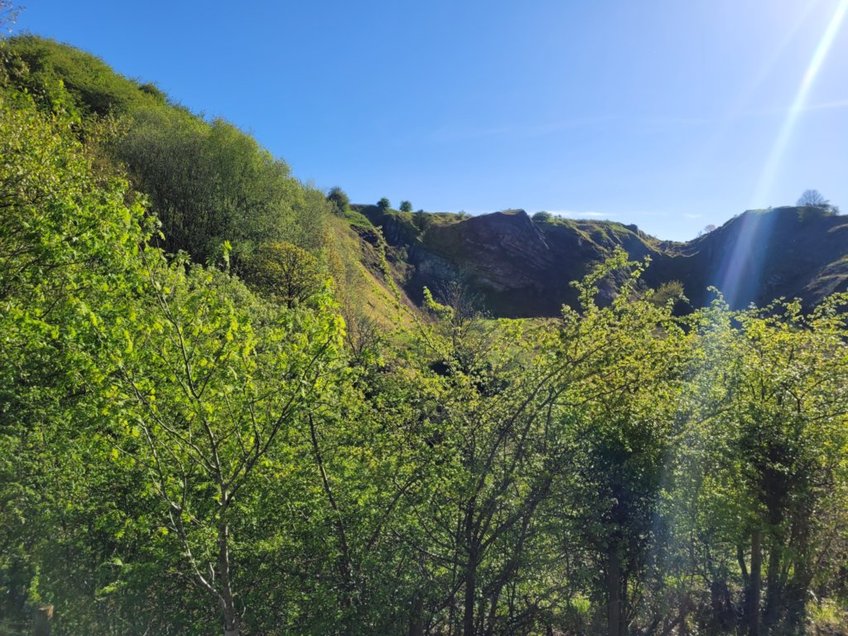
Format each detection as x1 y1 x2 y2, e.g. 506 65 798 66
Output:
325 215 419 332
1 36 421 332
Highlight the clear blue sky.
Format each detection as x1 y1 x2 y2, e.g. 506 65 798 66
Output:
15 0 848 240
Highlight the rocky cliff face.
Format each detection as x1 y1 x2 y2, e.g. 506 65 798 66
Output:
357 205 848 317
646 206 848 309
425 210 554 292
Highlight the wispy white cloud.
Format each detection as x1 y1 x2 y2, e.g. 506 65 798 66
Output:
636 116 713 133
738 98 848 119
796 97 848 113
426 112 721 144
546 209 617 219
684 213 703 219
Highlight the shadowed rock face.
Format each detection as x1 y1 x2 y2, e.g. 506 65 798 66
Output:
359 205 848 317
425 210 554 292
646 206 848 310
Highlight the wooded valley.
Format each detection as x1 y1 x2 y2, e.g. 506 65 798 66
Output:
1 36 846 635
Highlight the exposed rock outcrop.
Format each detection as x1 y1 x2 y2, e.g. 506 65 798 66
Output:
357 205 848 317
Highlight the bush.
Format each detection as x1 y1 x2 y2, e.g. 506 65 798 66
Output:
327 186 350 216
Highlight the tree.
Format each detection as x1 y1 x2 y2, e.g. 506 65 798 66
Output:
406 315 565 635
407 251 690 636
717 299 848 634
677 294 848 635
412 209 432 232
399 200 413 213
550 251 690 636
106 254 345 635
797 189 828 207
697 224 717 237
377 197 391 211
327 186 350 216
241 241 324 308
0 95 160 632
114 107 331 263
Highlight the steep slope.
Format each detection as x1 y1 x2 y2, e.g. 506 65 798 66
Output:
353 206 664 316
0 36 411 329
648 206 848 309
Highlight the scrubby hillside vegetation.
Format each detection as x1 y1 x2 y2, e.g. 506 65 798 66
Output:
1 36 847 636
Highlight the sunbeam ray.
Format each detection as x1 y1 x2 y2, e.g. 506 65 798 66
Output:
751 0 848 207
713 0 848 307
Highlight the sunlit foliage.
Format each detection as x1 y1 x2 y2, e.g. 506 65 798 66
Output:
1 37 846 636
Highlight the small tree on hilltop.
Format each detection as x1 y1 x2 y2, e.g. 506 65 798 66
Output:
399 200 413 213
326 186 350 216
413 209 432 232
797 189 827 207
377 197 391 211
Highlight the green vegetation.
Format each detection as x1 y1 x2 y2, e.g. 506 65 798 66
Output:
327 186 351 216
1 35 333 270
114 106 329 264
1 36 847 636
0 34 163 116
241 241 325 308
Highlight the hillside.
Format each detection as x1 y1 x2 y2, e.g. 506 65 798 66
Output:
352 204 848 316
6 36 847 321
0 35 412 332
651 205 848 308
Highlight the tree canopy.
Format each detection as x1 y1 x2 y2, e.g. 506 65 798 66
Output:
797 189 828 207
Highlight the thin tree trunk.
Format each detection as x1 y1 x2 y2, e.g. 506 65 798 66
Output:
763 535 783 628
463 545 478 636
607 546 623 636
745 529 762 636
409 590 425 636
786 513 813 630
32 605 53 636
218 520 240 636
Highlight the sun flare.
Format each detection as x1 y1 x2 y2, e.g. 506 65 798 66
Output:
751 0 848 207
